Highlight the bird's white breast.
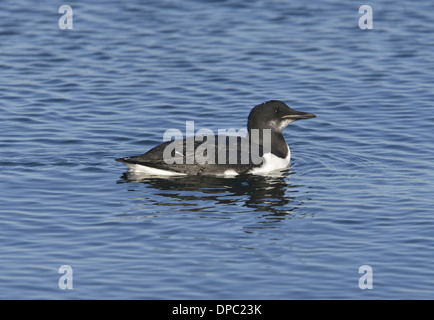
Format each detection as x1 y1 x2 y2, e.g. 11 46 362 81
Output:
249 145 291 174
126 164 186 176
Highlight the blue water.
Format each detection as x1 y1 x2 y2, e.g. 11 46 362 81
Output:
1 0 434 299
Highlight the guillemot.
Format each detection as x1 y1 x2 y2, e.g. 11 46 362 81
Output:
116 100 316 176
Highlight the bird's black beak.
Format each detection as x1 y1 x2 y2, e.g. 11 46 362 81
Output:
281 110 316 121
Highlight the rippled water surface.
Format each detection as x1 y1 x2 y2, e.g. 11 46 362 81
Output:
1 0 434 299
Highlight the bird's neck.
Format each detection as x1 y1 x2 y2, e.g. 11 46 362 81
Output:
248 129 289 159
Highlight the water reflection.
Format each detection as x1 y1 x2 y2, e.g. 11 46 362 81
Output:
118 169 310 223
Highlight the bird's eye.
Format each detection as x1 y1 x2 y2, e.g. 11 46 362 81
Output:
274 108 279 114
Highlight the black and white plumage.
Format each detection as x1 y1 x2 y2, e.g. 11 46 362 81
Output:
116 100 316 176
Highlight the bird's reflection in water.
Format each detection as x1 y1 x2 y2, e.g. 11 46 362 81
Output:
118 168 309 226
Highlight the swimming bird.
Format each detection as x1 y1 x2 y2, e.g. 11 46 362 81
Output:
116 100 316 176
